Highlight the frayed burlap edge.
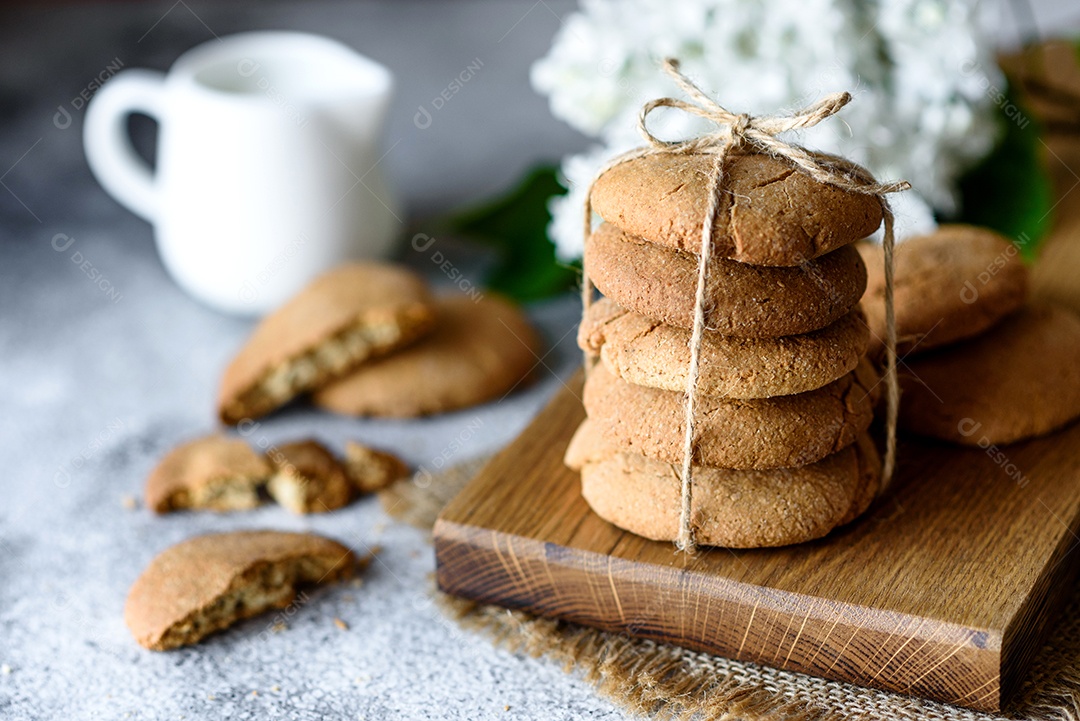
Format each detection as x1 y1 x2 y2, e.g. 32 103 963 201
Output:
380 458 1080 721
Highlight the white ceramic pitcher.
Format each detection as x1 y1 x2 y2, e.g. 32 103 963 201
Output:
84 31 401 315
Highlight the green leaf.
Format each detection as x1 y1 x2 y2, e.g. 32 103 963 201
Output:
955 84 1053 262
442 165 578 302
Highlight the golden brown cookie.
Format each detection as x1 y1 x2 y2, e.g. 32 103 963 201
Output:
584 360 878 469
145 435 273 514
565 420 880 548
859 225 1028 359
590 152 882 266
580 297 868 398
899 304 1080 445
266 440 353 514
314 294 540 417
125 530 355 651
344 441 409 494
218 263 437 425
586 222 866 337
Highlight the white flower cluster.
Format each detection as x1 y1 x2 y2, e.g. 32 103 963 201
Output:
531 0 1005 260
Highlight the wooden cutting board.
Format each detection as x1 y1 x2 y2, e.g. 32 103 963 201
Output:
434 373 1080 712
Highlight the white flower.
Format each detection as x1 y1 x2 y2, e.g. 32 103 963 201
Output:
532 0 1004 260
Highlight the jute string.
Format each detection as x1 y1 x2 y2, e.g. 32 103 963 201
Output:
581 58 909 553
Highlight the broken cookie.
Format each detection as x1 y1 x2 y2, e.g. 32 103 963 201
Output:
217 263 437 425
145 435 272 513
125 530 355 651
266 440 354 514
344 441 409 494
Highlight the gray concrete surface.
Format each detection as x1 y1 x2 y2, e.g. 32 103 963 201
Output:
0 2 626 719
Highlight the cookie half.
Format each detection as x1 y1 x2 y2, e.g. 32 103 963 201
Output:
145 435 273 513
899 304 1080 445
565 420 880 548
590 152 882 266
218 263 437 424
859 225 1028 359
314 294 540 417
584 360 878 469
580 298 868 399
586 223 866 337
125 531 354 650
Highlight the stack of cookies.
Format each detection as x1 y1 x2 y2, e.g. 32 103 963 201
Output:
565 152 886 548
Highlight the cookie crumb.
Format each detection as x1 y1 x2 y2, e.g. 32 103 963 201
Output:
250 690 258 697
333 617 349 631
121 495 138 510
504 705 511 711
351 578 365 589
270 685 280 693
271 621 288 634
207 695 215 701
354 550 377 574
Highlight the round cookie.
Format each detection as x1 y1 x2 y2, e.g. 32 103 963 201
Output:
586 222 866 337
218 263 437 424
565 420 881 548
579 297 868 399
314 294 540 417
859 225 1028 359
590 151 883 266
899 304 1080 445
583 359 878 470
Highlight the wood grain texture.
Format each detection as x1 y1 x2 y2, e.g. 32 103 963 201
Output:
435 372 1080 712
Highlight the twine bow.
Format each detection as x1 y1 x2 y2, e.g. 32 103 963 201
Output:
582 58 909 554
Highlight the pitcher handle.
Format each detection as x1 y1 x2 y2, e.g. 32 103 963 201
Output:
83 69 166 222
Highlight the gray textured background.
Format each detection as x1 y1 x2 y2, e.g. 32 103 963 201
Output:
2 1 1078 720
0 2 621 719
